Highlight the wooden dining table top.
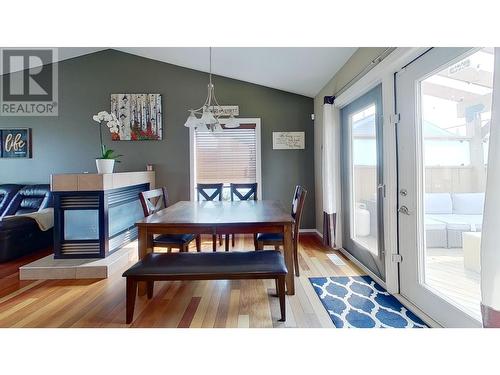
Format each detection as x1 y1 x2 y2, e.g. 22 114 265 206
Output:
136 200 294 226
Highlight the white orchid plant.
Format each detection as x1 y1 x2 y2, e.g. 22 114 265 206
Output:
92 111 122 161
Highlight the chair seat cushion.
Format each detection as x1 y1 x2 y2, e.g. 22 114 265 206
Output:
153 233 196 245
256 232 284 242
123 250 287 277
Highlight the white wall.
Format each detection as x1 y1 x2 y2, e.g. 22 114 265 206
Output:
313 48 390 233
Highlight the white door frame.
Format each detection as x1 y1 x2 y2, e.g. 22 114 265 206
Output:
189 118 262 201
334 47 429 294
396 47 482 327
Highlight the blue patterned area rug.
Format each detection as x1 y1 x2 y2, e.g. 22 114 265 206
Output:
310 276 428 328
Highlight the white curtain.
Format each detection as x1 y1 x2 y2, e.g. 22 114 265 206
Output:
481 47 500 327
322 97 342 248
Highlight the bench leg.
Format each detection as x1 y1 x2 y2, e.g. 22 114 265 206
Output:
253 233 258 250
225 234 230 252
274 245 280 251
196 235 201 252
232 234 235 247
126 278 138 324
212 234 217 252
147 281 154 299
277 276 286 322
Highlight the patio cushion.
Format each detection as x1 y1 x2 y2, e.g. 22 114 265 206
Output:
425 193 453 214
449 214 483 231
452 193 484 215
428 214 483 231
425 217 447 231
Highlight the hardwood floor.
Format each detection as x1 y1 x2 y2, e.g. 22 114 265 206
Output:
0 234 364 328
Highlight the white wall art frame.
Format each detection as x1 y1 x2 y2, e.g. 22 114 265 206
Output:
272 131 305 150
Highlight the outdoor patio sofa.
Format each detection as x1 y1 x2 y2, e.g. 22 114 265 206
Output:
425 192 484 248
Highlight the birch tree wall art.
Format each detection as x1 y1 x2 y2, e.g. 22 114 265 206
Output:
110 94 163 140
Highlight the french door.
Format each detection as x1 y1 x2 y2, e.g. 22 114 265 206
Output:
341 84 385 280
396 47 494 327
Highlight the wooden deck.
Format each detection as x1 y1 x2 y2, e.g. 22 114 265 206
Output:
425 247 481 321
0 234 365 328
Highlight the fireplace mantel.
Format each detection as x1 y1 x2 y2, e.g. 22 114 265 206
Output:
51 171 155 192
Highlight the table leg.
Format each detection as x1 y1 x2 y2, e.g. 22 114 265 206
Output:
138 227 153 296
283 223 295 295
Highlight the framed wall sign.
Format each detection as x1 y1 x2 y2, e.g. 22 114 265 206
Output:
0 128 32 158
272 131 305 150
211 105 239 117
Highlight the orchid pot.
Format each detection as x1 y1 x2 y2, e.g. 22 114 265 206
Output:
96 158 115 174
92 111 123 174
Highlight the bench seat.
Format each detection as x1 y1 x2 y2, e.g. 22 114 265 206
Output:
123 250 288 324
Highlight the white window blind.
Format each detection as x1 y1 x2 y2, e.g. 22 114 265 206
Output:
195 124 257 184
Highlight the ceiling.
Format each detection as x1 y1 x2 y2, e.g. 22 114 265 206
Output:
114 47 356 97
0 47 104 75
1 47 357 97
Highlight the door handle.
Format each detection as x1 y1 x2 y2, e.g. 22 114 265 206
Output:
377 184 386 198
398 206 410 215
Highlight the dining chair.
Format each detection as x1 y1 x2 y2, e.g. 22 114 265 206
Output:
140 187 201 252
226 183 258 251
255 185 307 277
196 183 224 251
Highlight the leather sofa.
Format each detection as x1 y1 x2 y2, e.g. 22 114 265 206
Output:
0 184 23 216
0 184 53 262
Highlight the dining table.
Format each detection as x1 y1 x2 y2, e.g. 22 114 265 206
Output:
135 200 296 295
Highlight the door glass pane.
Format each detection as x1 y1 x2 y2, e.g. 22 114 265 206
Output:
350 104 378 255
419 48 493 320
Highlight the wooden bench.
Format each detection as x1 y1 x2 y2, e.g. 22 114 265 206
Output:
122 250 288 324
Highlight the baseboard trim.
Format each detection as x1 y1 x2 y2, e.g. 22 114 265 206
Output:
299 229 323 239
337 247 441 328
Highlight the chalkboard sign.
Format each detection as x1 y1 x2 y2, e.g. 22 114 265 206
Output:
272 131 305 150
0 128 32 158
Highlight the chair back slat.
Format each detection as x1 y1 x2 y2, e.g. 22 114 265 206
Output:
140 187 169 217
230 183 258 201
196 183 223 201
291 185 307 241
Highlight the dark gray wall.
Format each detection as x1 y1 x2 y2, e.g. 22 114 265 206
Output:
0 49 316 228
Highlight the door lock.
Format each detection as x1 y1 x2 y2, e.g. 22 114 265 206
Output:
400 189 408 197
398 206 410 215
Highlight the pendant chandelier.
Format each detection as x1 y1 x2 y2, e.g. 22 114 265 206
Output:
184 47 239 132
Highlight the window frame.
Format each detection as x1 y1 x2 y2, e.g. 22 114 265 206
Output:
189 118 262 201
